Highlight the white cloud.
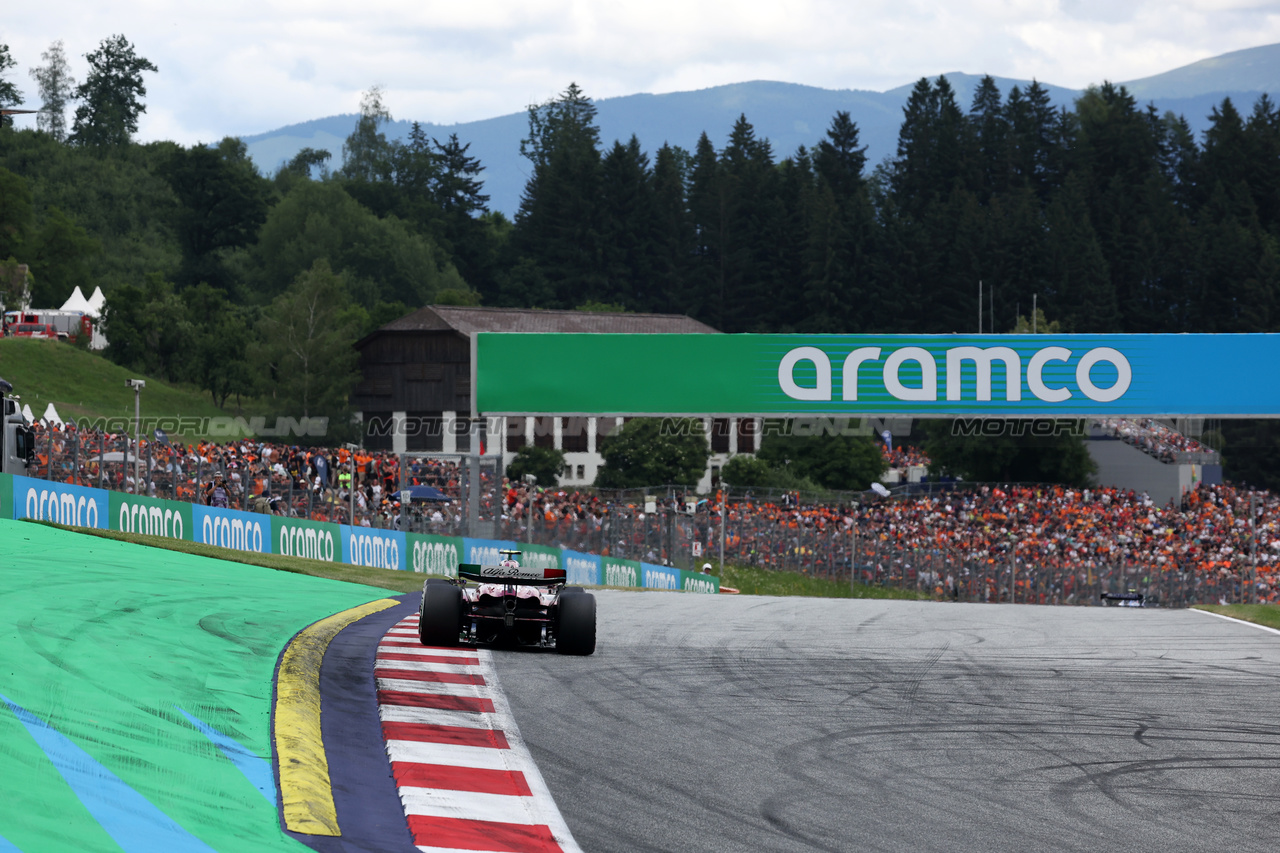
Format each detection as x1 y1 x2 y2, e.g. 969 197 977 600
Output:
2 1 1279 144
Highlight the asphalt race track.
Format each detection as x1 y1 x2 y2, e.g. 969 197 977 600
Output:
493 593 1280 853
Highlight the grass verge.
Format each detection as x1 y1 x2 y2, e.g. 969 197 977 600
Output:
0 338 263 441
1193 604 1280 631
720 562 930 599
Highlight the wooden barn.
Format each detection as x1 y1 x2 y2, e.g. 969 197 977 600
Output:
352 305 757 487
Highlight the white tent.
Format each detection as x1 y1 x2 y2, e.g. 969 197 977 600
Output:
21 404 34 425
59 286 94 315
42 402 64 429
86 287 106 318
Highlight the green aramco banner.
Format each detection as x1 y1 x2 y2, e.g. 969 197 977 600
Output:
475 332 1280 417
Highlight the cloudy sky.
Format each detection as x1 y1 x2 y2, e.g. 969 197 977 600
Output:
4 1 1280 144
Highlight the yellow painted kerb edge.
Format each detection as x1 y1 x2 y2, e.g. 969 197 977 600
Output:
274 598 399 835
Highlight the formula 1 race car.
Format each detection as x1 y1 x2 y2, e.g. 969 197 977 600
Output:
1100 590 1146 607
418 550 596 655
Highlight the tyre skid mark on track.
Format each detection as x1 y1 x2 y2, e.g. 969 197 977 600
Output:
376 614 582 853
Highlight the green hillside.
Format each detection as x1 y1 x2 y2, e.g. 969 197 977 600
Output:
0 338 258 441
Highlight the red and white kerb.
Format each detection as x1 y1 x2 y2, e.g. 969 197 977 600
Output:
376 613 582 853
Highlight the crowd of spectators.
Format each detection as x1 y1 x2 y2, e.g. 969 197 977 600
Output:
1095 417 1218 464
32 422 470 528
25 419 1272 606
881 444 930 469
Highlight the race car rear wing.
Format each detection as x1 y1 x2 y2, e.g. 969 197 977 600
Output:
458 563 568 586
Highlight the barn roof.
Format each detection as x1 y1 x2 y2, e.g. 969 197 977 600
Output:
366 304 719 341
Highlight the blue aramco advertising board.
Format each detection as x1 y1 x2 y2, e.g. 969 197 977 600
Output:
12 475 108 529
342 526 406 572
0 477 718 592
478 333 1280 416
193 505 270 553
563 550 601 586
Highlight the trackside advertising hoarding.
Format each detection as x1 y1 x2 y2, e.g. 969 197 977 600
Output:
110 493 193 540
273 516 339 562
407 533 464 577
602 556 641 588
520 543 561 571
193 505 269 553
643 563 682 591
681 571 719 594
343 526 406 572
12 475 108 528
475 333 1280 416
563 550 601 585
0 478 717 592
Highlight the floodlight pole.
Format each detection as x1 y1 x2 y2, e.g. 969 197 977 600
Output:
524 473 536 543
134 386 140 493
719 487 726 577
1251 491 1258 605
127 379 144 494
467 419 480 537
850 503 858 594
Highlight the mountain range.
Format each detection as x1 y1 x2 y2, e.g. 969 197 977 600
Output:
241 42 1280 217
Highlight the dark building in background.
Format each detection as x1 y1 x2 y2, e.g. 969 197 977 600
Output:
352 305 755 487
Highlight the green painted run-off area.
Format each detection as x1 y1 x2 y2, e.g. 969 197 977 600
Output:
0 519 390 852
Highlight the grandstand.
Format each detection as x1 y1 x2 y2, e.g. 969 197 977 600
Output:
1087 418 1222 507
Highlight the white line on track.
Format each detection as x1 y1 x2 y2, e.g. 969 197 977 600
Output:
1187 607 1280 636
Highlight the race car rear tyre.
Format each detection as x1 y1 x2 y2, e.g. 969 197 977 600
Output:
420 583 464 646
562 586 584 595
556 592 596 656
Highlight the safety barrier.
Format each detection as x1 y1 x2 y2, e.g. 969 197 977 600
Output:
0 472 717 593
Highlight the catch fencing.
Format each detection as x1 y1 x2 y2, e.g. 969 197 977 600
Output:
26 429 1258 606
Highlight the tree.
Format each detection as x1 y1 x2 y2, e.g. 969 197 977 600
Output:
433 133 488 216
506 444 565 487
430 132 495 294
921 419 1096 486
0 168 33 259
282 147 332 180
648 142 693 314
183 283 255 407
0 43 23 124
597 136 656 308
161 137 269 291
341 86 395 183
25 206 101 306
1045 174 1118 331
970 75 1010 199
813 111 867 201
102 273 196 380
254 259 364 423
30 40 75 141
70 35 158 147
511 83 605 307
594 418 710 488
712 113 782 332
754 424 886 491
720 454 774 489
891 76 976 217
251 180 467 307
